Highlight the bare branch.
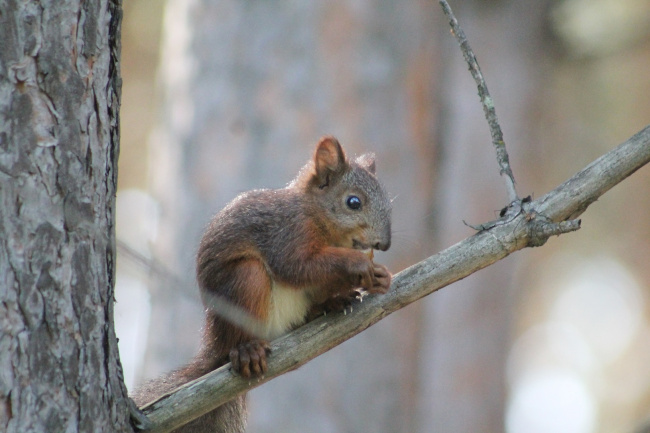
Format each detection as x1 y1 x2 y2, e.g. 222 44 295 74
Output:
525 215 582 247
439 0 518 202
535 125 650 221
137 124 650 433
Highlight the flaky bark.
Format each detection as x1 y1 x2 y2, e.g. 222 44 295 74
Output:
0 1 132 432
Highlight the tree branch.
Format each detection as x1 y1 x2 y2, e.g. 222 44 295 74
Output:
439 0 519 202
137 124 650 433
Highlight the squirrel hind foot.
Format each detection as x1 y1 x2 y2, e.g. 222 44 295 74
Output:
229 340 271 378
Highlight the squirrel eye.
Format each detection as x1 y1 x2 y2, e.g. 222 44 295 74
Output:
346 195 362 210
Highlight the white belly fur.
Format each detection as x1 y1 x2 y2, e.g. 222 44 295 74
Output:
266 281 312 340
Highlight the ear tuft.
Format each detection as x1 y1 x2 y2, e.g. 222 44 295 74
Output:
313 136 347 187
355 153 376 174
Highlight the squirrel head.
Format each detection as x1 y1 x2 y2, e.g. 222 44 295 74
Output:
294 136 392 251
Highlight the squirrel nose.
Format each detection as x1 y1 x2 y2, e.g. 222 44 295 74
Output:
373 240 390 251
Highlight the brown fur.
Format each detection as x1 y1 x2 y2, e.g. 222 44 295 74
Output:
132 137 392 432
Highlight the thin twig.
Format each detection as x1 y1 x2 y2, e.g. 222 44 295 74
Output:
438 0 519 202
117 240 184 286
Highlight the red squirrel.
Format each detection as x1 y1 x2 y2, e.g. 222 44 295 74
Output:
132 137 392 432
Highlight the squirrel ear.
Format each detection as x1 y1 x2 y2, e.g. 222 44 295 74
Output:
355 153 376 174
313 136 347 187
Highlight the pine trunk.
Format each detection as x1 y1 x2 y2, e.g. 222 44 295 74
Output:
0 1 132 432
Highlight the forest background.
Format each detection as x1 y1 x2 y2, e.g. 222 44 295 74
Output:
115 1 650 432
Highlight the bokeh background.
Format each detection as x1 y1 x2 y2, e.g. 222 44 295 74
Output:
114 1 650 432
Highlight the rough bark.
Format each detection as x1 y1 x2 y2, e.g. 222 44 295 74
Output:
0 1 132 432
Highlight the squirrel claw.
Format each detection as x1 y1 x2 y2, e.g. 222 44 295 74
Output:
307 289 364 320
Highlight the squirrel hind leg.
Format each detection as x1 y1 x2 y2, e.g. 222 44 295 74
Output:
201 258 273 372
225 259 274 378
229 258 273 324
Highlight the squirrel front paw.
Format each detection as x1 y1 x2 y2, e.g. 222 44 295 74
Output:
367 263 392 294
352 257 392 295
229 340 271 378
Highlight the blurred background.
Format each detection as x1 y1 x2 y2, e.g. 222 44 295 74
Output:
114 1 650 432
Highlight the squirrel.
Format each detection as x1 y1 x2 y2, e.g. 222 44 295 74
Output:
131 136 392 433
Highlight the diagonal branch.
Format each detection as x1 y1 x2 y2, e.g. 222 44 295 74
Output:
439 0 519 202
136 124 650 433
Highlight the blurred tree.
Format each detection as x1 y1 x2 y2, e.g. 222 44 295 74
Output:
509 0 650 430
144 1 441 432
418 1 553 430
0 1 133 432
118 0 163 190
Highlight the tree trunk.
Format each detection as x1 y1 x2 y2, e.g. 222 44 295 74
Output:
0 1 132 432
